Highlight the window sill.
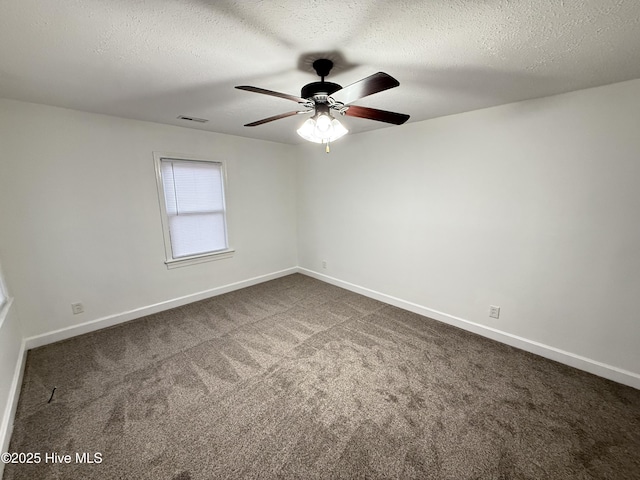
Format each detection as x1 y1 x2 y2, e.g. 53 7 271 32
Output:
165 248 235 269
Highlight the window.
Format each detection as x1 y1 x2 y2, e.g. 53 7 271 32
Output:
154 153 233 268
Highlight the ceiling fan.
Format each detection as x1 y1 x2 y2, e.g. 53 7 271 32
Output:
236 59 410 151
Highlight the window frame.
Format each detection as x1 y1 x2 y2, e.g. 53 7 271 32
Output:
153 152 234 269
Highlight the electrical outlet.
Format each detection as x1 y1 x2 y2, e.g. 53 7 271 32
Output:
71 302 84 315
489 305 500 319
322 260 327 269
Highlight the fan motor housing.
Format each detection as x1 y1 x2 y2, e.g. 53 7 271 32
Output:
301 81 342 100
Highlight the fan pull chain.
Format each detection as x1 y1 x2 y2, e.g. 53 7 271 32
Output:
325 142 330 154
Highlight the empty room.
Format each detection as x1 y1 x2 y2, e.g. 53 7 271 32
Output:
1 1 639 479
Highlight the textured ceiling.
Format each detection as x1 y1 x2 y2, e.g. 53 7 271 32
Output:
1 0 639 144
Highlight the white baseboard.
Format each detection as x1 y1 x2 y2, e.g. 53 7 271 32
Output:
0 339 27 478
298 268 640 390
25 267 298 350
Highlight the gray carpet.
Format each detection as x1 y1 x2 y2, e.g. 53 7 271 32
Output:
4 274 640 479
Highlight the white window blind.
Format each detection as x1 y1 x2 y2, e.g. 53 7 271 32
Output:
160 159 228 259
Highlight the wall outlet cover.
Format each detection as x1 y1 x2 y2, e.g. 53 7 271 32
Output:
71 302 84 314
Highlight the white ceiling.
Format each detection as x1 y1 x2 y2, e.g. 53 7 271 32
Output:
1 0 639 145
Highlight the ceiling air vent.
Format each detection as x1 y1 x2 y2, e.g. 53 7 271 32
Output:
177 115 209 123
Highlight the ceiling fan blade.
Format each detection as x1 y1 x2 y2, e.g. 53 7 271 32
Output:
236 85 307 104
331 72 400 105
244 111 301 127
343 105 410 125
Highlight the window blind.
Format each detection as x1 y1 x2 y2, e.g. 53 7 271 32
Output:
160 159 227 258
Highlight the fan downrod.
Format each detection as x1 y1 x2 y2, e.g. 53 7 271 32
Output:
302 59 341 100
312 59 334 81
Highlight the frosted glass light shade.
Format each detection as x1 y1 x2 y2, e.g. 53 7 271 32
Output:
314 114 332 136
296 114 348 144
297 118 322 143
329 118 348 141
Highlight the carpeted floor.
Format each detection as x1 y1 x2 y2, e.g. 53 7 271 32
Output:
4 274 640 479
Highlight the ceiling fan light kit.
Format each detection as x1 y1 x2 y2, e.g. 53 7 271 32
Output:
296 103 348 148
236 59 409 152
